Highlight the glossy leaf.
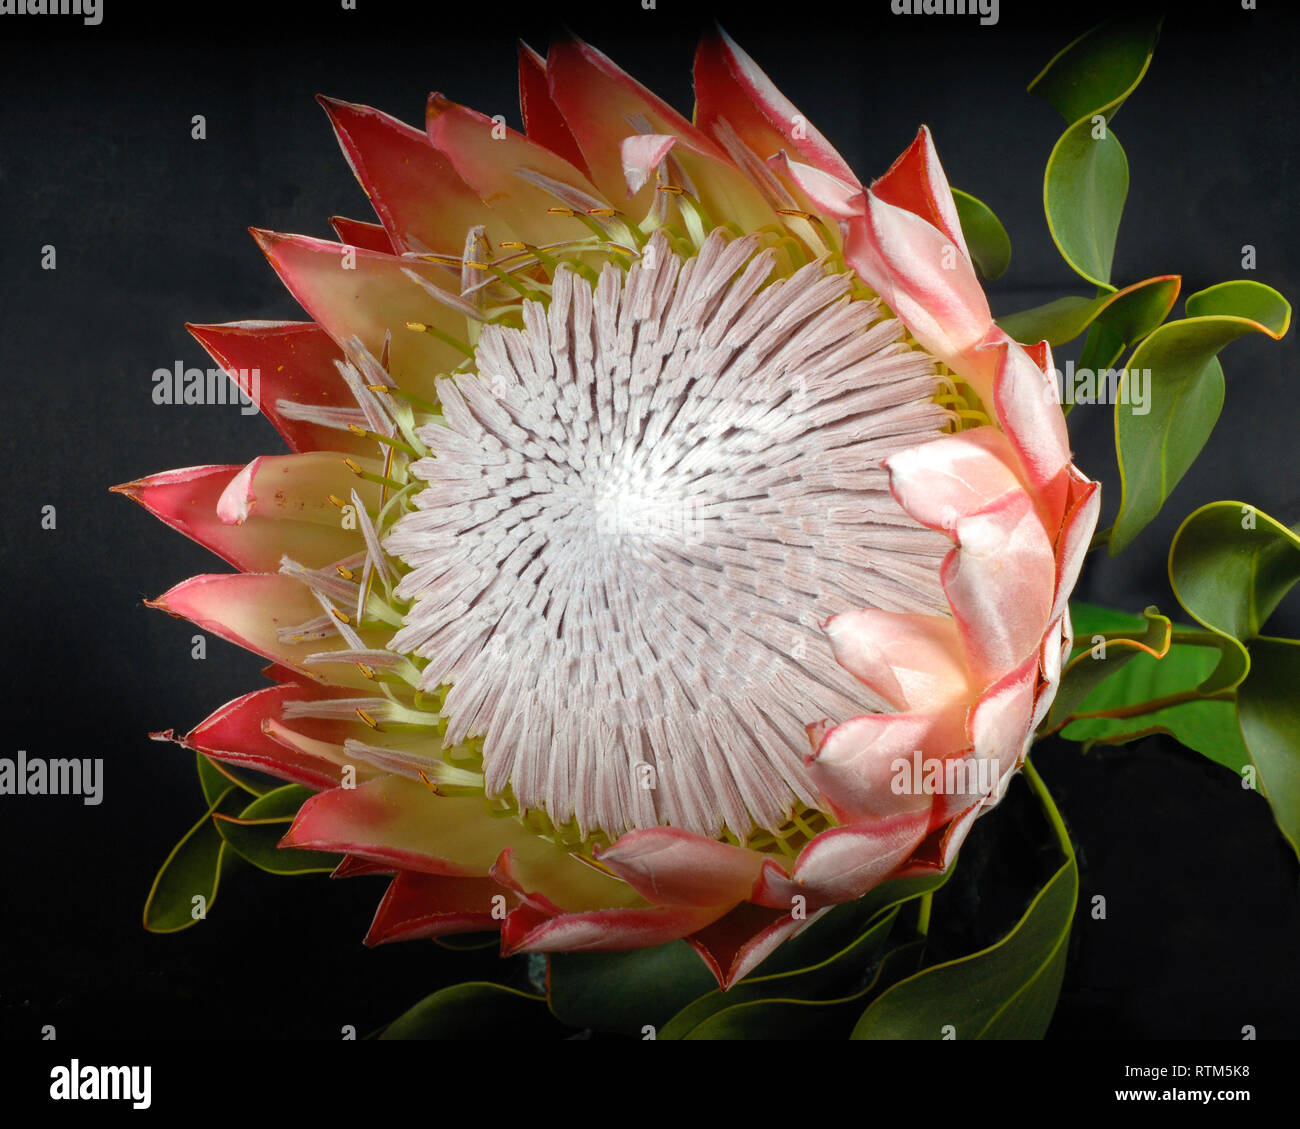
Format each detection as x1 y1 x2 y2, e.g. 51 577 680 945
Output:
1043 120 1128 290
681 922 922 1041
998 275 1179 349
1110 283 1291 554
1168 500 1300 640
850 853 1076 1039
852 766 1075 1040
143 787 244 933
212 783 340 875
547 940 720 1037
1236 637 1300 857
1029 16 1162 125
951 187 1010 281
1059 645 1249 773
381 982 567 1040
661 908 899 1039
1047 605 1171 728
754 870 949 978
1168 502 1300 856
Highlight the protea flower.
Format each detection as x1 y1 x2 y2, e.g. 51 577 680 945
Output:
118 30 1099 988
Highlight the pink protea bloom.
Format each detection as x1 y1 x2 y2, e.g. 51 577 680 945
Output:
119 30 1099 987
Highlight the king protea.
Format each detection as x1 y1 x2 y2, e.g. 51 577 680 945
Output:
118 30 1098 987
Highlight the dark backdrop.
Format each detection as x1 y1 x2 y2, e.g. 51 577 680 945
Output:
1 0 1297 1040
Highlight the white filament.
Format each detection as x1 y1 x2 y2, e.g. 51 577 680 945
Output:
386 230 951 839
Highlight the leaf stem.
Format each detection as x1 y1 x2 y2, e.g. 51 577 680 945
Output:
1065 687 1234 723
1088 524 1113 553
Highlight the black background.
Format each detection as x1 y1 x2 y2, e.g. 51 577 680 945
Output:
1 0 1298 1040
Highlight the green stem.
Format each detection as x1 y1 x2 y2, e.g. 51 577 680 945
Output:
1022 756 1074 860
915 892 933 937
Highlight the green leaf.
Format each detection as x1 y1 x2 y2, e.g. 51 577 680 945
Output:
212 783 340 875
1185 280 1292 334
752 870 950 978
381 983 567 1040
951 187 1010 281
1047 605 1171 728
143 787 244 933
195 751 271 801
1031 18 1159 291
1058 647 1250 773
1043 120 1128 289
1167 502 1300 857
680 922 920 1041
196 753 231 807
997 275 1178 349
547 940 719 1037
226 782 316 822
1168 500 1300 640
1236 637 1300 857
1029 16 1162 125
851 766 1076 1040
1110 283 1291 554
850 854 1077 1040
661 908 899 1039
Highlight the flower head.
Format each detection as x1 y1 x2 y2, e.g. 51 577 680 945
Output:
121 30 1098 987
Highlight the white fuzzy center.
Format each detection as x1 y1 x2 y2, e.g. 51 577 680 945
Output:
387 231 951 839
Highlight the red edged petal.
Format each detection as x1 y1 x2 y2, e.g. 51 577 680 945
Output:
500 901 729 956
808 708 966 826
1051 473 1101 625
250 229 463 402
364 870 508 945
329 216 396 254
545 36 779 235
318 95 504 255
987 334 1072 529
752 809 930 909
517 41 589 174
884 426 1026 534
941 490 1056 688
693 27 857 183
685 902 813 989
824 609 972 713
185 321 370 456
175 682 365 789
870 125 970 263
426 94 610 246
594 828 765 907
844 194 992 389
